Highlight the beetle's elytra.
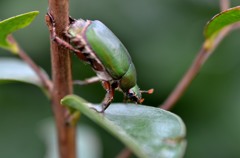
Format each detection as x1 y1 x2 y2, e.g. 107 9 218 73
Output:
47 13 153 112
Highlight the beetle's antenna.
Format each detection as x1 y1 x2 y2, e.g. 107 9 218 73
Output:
140 88 154 94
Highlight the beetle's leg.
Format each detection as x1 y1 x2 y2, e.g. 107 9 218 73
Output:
101 81 115 112
73 76 100 86
46 12 87 61
46 12 77 50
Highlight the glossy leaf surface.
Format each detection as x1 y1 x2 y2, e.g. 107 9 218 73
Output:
204 6 240 39
61 95 186 158
0 58 45 87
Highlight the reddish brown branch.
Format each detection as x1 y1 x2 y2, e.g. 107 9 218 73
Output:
47 0 76 158
160 0 233 110
161 26 233 110
8 35 53 92
220 0 230 11
160 46 208 110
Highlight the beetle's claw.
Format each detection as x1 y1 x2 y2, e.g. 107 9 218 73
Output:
99 109 105 113
89 107 104 113
46 12 54 22
45 11 55 31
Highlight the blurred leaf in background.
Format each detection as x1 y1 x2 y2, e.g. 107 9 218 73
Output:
39 118 102 158
0 0 240 158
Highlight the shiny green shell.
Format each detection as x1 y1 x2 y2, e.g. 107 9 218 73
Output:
86 20 134 80
68 19 139 91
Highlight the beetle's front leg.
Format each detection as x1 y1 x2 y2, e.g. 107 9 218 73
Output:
45 12 87 61
73 76 100 86
100 81 115 112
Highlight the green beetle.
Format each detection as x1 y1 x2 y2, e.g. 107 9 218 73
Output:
47 13 153 112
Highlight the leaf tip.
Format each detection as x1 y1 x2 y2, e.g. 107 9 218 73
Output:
22 10 40 16
28 11 40 18
204 6 240 39
0 11 40 54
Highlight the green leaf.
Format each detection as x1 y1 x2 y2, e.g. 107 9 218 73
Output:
61 95 186 158
0 57 46 87
0 11 39 53
204 6 240 39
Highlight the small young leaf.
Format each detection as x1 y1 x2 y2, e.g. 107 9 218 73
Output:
204 6 240 39
0 11 39 53
61 95 186 158
0 57 47 87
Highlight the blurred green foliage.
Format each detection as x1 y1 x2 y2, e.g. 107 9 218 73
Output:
0 0 240 158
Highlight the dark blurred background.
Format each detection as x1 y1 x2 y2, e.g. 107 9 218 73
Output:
1 0 240 157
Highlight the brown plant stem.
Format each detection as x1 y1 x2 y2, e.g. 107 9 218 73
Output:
220 0 230 11
161 27 233 110
8 35 53 92
160 0 231 110
47 0 76 158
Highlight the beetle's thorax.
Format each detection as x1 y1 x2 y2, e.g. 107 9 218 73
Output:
67 19 86 37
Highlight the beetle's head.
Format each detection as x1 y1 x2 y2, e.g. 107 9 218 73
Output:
127 85 142 103
127 85 154 104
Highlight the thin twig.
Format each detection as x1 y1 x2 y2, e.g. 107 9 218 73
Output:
160 0 232 110
160 47 207 110
160 27 231 110
220 0 230 11
116 1 235 157
8 35 53 92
